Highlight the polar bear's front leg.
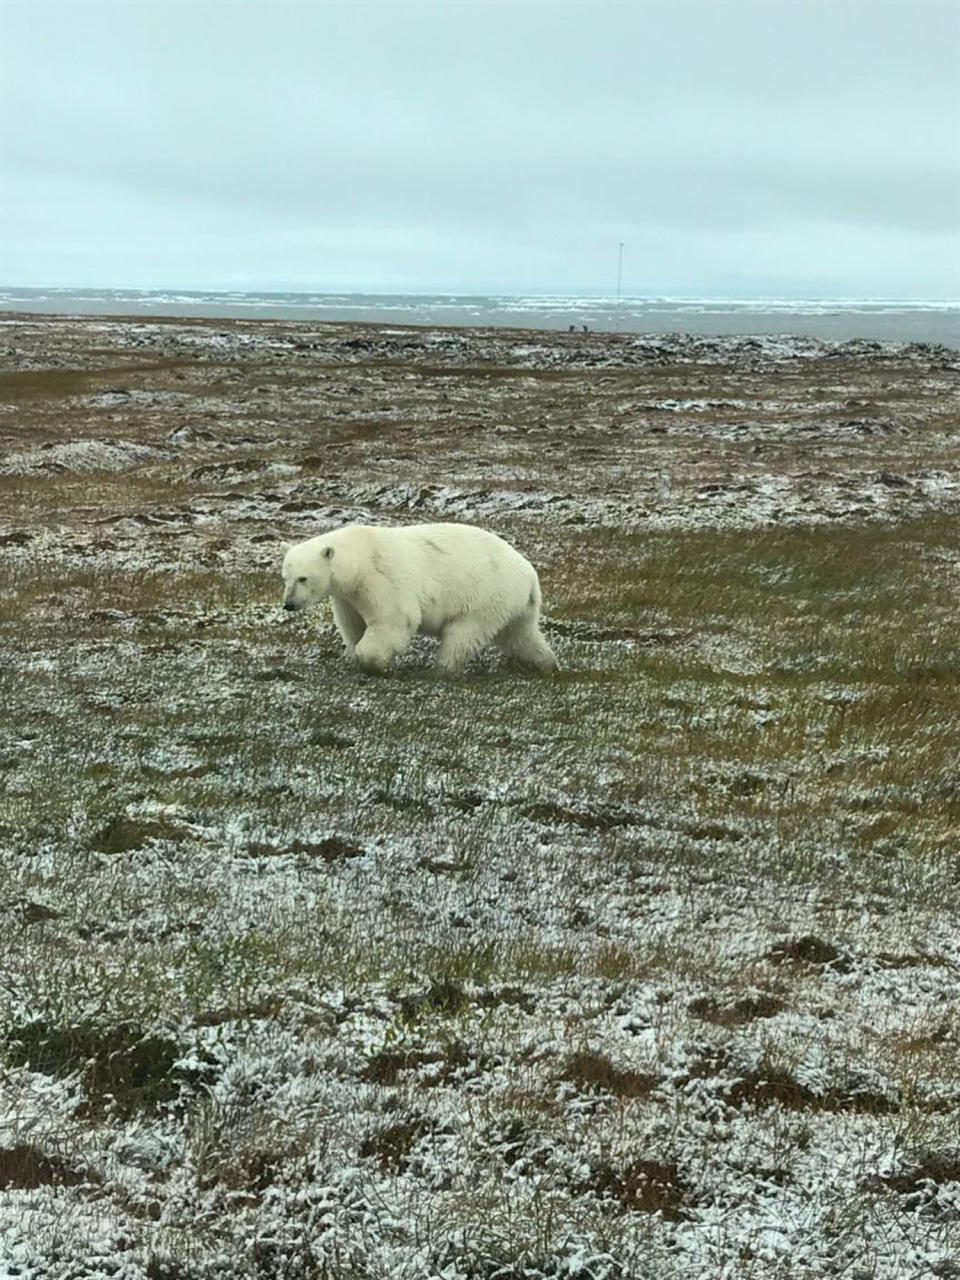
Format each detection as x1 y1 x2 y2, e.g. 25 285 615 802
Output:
332 598 366 658
354 616 416 674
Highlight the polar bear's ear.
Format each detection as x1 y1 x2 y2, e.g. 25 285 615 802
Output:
322 546 335 560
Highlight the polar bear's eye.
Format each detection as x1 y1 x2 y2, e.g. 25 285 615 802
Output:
297 576 307 584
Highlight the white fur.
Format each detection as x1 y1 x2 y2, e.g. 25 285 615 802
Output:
281 522 558 676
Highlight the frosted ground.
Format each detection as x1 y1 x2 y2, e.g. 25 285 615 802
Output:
0 315 958 1278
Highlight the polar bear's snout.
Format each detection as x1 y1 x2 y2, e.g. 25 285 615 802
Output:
281 567 314 612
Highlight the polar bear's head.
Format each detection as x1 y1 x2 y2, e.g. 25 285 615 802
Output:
281 535 338 612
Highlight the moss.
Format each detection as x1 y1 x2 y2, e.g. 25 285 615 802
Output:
6 1018 215 1115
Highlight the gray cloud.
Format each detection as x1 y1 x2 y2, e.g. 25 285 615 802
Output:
2 0 958 295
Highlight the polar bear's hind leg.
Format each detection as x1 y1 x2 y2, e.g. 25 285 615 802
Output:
496 615 558 672
435 615 501 675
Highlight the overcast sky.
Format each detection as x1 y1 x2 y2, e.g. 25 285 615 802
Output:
2 0 958 297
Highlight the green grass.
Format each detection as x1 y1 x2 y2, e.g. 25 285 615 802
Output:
2 318 958 1276
3 516 957 908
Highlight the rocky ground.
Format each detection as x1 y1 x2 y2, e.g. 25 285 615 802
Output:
0 315 958 1279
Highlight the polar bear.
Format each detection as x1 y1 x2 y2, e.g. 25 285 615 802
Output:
281 522 558 676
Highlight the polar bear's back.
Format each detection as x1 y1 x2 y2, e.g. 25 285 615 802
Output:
392 521 530 567
365 522 540 627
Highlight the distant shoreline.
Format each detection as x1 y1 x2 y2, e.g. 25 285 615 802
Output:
2 287 958 346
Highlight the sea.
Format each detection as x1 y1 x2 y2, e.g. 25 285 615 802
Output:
1 287 958 347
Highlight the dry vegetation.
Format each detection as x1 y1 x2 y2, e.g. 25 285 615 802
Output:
0 313 958 1278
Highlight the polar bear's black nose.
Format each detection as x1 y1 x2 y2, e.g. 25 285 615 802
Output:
283 600 299 612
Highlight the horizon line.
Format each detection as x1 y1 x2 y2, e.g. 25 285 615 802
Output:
2 283 959 306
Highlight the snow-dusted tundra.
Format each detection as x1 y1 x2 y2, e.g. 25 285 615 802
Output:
282 521 558 675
